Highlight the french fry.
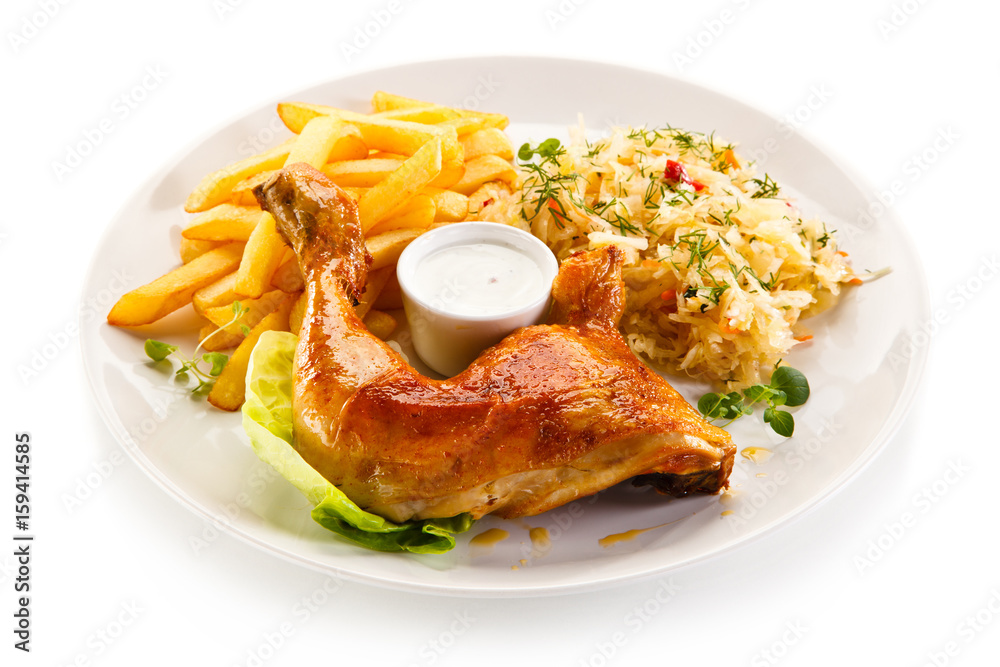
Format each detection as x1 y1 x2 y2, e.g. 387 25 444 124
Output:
372 273 403 310
451 155 518 195
277 101 340 133
370 91 432 112
358 119 460 163
202 289 288 335
460 128 514 161
278 102 461 162
357 138 442 233
354 266 393 319
233 212 285 298
323 153 460 194
289 291 308 335
385 194 436 227
436 116 488 137
459 111 508 131
371 91 509 130
363 310 397 340
424 187 469 222
272 102 365 148
182 204 260 242
339 186 366 201
208 294 295 411
108 243 244 326
321 158 404 187
373 106 461 124
185 138 294 213
230 170 274 207
193 272 239 314
368 151 408 160
198 322 244 351
427 158 465 189
285 115 351 167
179 238 225 264
270 256 304 293
326 126 369 162
236 134 365 204
366 227 424 270
236 116 348 298
366 195 435 236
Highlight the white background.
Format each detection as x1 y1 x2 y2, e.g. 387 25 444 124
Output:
3 0 999 665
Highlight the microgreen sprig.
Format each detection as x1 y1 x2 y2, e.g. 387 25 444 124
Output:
517 138 563 162
143 301 249 394
697 366 810 437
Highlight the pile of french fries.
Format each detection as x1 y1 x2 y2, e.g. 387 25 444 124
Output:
107 91 518 411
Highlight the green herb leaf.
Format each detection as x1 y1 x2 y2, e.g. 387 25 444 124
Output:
699 368 809 437
698 393 729 420
144 339 177 362
763 407 795 437
202 352 229 377
750 173 780 199
698 391 752 421
724 391 751 419
517 138 563 163
143 338 222 398
770 366 810 407
537 138 561 158
742 384 776 405
239 324 251 337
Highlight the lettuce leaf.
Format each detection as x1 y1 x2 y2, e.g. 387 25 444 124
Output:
241 330 473 554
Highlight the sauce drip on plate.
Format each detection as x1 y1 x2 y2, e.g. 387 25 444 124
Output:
740 446 773 464
469 527 509 551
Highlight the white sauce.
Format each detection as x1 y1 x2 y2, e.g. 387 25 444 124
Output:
410 242 546 317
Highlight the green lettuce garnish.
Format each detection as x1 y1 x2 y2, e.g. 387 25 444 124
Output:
241 330 473 553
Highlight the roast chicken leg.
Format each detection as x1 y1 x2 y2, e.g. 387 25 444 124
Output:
255 164 735 523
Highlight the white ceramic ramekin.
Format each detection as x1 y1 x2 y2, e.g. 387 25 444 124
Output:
396 222 559 377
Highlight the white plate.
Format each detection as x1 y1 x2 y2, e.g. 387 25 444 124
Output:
81 57 929 597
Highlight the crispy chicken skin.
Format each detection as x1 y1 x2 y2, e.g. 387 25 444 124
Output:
255 164 735 522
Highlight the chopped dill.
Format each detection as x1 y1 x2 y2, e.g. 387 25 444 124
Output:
749 173 781 199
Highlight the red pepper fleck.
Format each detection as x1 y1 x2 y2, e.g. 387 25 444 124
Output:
664 160 685 183
664 159 705 192
657 289 678 313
